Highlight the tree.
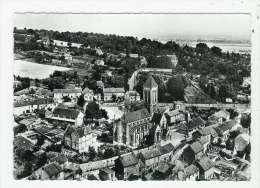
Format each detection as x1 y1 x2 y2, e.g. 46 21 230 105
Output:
77 94 85 107
112 94 117 102
103 148 114 159
47 77 65 91
36 135 45 148
85 102 100 122
100 109 109 120
211 46 222 57
36 153 48 168
130 101 145 112
92 71 101 81
88 146 97 161
241 114 251 129
63 95 72 102
166 75 188 100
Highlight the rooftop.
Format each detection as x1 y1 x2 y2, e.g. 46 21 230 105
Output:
197 157 215 171
53 88 82 93
119 153 139 167
43 162 63 177
52 108 81 119
122 108 150 123
143 76 158 88
103 87 125 93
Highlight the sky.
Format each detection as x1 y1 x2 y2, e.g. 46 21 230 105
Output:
13 13 251 39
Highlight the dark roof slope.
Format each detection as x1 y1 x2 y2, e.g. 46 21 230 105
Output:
186 117 205 130
189 141 204 154
122 108 150 123
14 98 53 107
151 113 163 125
53 89 82 93
65 126 92 137
184 164 199 177
52 108 80 118
43 162 63 177
119 153 139 167
143 76 158 88
197 157 214 171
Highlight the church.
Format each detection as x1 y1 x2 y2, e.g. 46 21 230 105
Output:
114 76 164 148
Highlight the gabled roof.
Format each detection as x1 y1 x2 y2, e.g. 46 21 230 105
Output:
103 87 124 93
184 164 199 177
141 148 161 160
13 136 34 150
165 110 181 117
82 88 94 95
119 153 139 167
207 127 218 138
156 163 174 173
53 88 82 93
43 162 63 177
143 76 158 88
198 136 208 145
100 167 114 174
197 157 214 171
52 108 80 118
122 108 150 123
197 127 211 136
218 120 238 133
189 141 204 154
65 126 92 138
186 117 205 130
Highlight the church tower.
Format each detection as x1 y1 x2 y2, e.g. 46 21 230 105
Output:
143 76 158 114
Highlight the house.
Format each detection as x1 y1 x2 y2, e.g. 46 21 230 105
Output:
178 164 199 181
214 120 241 142
129 54 138 58
241 77 251 88
196 157 215 180
64 125 97 153
198 136 210 153
50 108 84 126
95 47 103 55
64 53 73 62
173 101 186 111
114 108 152 147
53 88 82 102
165 110 185 125
183 141 204 164
82 88 94 102
33 162 64 180
13 98 56 116
167 54 178 67
151 113 167 130
115 153 140 180
178 116 205 136
49 154 69 169
233 133 250 155
193 127 218 145
124 91 140 103
103 87 125 102
99 168 115 181
94 59 105 66
152 163 174 180
208 110 230 125
140 143 174 172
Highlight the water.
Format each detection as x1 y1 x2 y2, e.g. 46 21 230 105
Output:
14 60 72 79
177 41 251 53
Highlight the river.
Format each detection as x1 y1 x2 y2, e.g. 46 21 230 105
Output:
14 60 71 79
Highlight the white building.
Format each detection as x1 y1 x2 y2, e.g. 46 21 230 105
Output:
53 88 82 102
103 87 125 102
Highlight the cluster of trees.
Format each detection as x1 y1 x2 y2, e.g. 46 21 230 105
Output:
14 76 31 92
84 102 108 123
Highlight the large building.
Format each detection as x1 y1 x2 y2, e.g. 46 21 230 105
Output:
53 88 82 102
114 108 152 148
143 76 158 114
103 87 125 102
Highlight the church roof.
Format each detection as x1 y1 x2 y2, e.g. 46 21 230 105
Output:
122 108 150 123
143 76 158 88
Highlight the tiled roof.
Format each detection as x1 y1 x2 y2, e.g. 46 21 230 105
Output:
218 120 238 133
103 87 124 93
14 98 53 107
119 153 139 167
197 157 214 171
213 110 230 119
198 127 211 136
122 108 150 123
189 141 204 154
198 136 208 145
143 76 158 88
166 110 181 117
65 126 91 137
52 108 80 118
162 143 175 153
184 164 199 177
141 148 161 160
53 88 82 93
186 117 205 130
43 162 63 177
50 154 68 164
13 136 34 150
82 88 94 95
156 163 174 173
207 127 218 138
